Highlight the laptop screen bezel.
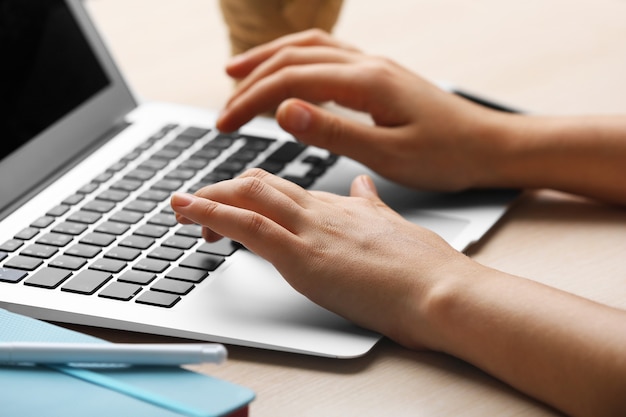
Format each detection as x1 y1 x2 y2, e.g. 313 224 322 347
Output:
0 0 137 219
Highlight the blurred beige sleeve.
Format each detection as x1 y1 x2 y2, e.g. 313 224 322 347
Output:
219 0 344 55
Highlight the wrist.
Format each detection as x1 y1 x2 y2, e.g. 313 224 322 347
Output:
466 109 531 189
400 254 488 352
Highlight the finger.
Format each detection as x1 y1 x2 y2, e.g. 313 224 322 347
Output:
275 99 401 167
349 174 381 200
235 168 313 205
227 46 358 110
170 192 297 262
217 63 391 132
192 170 308 232
226 29 358 79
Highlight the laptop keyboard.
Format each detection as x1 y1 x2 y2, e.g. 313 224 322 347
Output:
0 124 338 308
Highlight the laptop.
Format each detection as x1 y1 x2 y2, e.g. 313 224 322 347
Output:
0 0 517 358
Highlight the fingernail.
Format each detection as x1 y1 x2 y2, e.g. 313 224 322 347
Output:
228 52 248 67
171 192 196 208
359 175 376 192
281 102 311 132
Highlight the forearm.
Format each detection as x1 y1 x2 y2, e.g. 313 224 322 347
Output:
479 113 626 205
419 263 626 417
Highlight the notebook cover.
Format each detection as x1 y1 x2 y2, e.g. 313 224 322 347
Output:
0 308 254 417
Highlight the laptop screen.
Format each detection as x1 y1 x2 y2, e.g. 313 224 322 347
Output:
0 0 110 159
0 0 136 218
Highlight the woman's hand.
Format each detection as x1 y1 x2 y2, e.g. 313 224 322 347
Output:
171 168 473 349
217 29 511 192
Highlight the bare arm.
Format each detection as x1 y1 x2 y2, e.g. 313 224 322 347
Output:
422 257 626 417
217 29 626 205
478 112 626 205
170 170 626 417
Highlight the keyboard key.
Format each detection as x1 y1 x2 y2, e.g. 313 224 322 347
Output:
89 258 127 273
152 148 181 160
178 126 210 139
255 160 284 174
125 200 157 213
151 278 194 295
137 189 169 202
30 216 55 228
138 158 168 171
104 246 141 262
47 204 70 217
214 160 246 175
49 255 88 270
106 161 127 173
266 141 306 163
92 171 113 183
133 258 169 273
20 244 58 259
109 210 144 224
111 179 142 192
152 179 183 191
164 169 195 181
36 233 73 247
192 148 222 161
96 189 129 203
80 232 116 247
148 213 178 227
15 227 39 240
77 182 99 194
0 267 28 283
24 267 72 288
118 270 156 285
229 149 259 163
200 171 233 184
0 239 24 252
241 135 273 151
176 224 202 238
178 159 206 171
165 137 195 150
52 222 88 236
62 193 85 205
162 235 197 250
125 168 155 181
196 240 239 256
180 253 225 271
134 225 168 238
67 210 102 224
136 290 180 308
98 281 142 301
95 221 130 236
65 244 102 258
147 247 183 261
118 235 155 250
205 136 235 149
82 200 116 213
165 267 207 283
4 255 43 271
61 270 112 294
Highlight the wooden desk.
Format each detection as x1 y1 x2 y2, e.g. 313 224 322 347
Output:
82 1 626 415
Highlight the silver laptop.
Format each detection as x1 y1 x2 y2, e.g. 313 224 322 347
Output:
0 0 517 358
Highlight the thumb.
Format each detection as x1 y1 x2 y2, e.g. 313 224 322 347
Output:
276 99 380 159
349 174 380 201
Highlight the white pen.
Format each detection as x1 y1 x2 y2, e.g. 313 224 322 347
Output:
0 342 227 366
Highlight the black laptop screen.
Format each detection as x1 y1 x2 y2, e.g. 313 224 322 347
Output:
0 0 110 161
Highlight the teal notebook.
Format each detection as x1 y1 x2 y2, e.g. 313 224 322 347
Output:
0 309 255 417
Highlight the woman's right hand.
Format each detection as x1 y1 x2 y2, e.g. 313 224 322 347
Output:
217 29 513 192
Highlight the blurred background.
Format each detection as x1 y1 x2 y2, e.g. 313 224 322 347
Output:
86 0 626 116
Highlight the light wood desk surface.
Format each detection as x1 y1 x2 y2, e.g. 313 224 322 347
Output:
83 1 626 415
